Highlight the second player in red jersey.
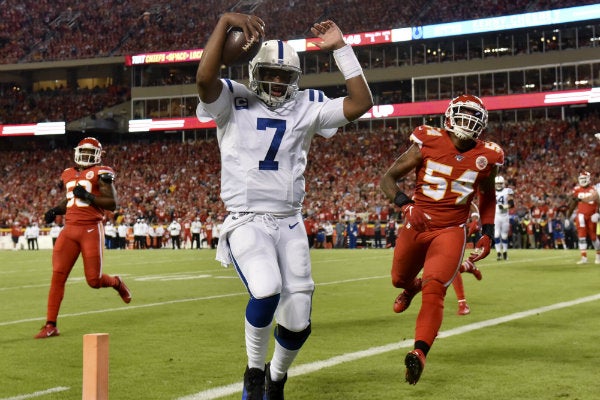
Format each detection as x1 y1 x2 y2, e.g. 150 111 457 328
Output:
380 94 504 385
35 137 132 339
568 171 600 264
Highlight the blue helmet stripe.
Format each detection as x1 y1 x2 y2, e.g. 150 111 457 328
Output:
277 40 284 63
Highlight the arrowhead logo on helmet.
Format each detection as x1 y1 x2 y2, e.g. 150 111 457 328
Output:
578 171 591 187
74 137 102 167
444 94 488 140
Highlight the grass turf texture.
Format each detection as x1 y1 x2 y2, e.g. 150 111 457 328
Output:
1 248 599 399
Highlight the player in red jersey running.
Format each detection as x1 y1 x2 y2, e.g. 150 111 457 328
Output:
567 171 600 264
380 94 503 385
35 137 131 339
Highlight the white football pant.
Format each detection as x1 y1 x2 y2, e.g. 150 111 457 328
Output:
228 213 314 331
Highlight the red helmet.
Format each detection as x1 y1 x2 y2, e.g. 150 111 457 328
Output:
74 137 102 167
578 171 591 187
444 94 488 140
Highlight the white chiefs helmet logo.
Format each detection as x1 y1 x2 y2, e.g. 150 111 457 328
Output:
86 171 95 180
475 156 488 170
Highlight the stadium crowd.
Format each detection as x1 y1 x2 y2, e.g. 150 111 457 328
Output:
1 0 597 125
0 84 130 125
1 1 599 249
1 113 599 249
3 0 594 65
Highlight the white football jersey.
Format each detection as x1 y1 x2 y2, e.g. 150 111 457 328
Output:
198 79 347 214
495 187 514 215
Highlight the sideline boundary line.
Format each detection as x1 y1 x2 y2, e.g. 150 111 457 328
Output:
176 293 600 400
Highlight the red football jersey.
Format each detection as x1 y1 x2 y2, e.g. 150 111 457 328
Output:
61 165 115 225
410 125 504 229
572 185 598 216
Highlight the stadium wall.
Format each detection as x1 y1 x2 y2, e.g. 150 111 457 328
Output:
128 46 600 100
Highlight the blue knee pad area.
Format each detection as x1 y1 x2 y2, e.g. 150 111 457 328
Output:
246 294 280 328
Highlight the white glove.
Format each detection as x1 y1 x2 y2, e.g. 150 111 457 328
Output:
592 213 600 223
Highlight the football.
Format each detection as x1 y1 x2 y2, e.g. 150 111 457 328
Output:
221 27 263 66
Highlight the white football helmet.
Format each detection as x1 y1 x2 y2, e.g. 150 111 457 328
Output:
74 137 102 167
578 171 591 187
495 176 505 190
249 40 301 108
444 94 488 140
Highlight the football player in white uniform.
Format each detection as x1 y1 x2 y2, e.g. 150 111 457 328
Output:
494 176 514 260
196 13 373 400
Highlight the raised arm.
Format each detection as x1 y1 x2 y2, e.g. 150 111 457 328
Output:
196 13 265 104
310 20 373 121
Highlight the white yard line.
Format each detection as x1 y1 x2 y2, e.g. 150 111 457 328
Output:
176 293 600 400
0 253 582 399
0 387 70 400
5 293 597 400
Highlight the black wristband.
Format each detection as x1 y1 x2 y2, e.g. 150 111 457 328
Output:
394 191 413 208
482 224 494 240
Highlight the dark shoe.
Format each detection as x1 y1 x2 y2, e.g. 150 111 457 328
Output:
393 278 422 313
405 349 426 385
242 365 265 400
265 362 286 400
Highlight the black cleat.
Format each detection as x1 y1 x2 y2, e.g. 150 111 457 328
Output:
405 349 426 385
242 365 265 400
265 362 287 400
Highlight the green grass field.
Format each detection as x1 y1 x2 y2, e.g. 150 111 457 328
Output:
1 247 599 400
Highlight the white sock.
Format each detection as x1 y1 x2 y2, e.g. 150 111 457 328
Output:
269 341 299 381
245 318 271 370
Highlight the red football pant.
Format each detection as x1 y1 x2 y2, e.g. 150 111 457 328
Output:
46 223 119 323
392 225 466 347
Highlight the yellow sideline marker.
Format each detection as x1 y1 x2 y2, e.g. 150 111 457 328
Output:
82 333 109 400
